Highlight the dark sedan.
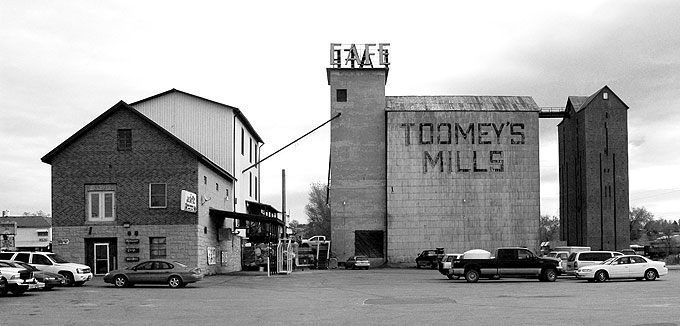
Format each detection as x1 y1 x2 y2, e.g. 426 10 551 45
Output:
345 256 370 270
13 261 67 289
103 260 203 288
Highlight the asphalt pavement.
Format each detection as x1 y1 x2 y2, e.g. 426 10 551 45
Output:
2 267 680 326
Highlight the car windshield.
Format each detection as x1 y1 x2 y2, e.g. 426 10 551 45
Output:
173 261 187 268
47 253 70 263
602 257 617 265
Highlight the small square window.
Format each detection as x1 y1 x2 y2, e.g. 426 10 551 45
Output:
337 89 347 102
117 129 132 151
216 183 219 191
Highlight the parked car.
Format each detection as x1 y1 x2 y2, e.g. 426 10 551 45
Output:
576 255 668 282
416 248 445 269
565 251 622 275
544 251 569 275
103 260 203 288
10 261 67 289
438 253 462 279
0 260 38 295
0 273 7 294
0 251 93 286
451 247 560 282
345 256 370 270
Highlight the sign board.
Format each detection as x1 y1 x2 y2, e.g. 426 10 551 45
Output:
330 43 390 69
181 190 198 213
0 221 17 235
207 247 216 265
57 238 70 245
126 248 140 253
125 257 140 262
125 239 140 245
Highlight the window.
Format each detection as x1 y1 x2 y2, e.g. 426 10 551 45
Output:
241 128 244 155
117 129 132 151
255 176 258 200
150 237 166 259
33 254 52 265
337 89 347 102
149 183 167 208
249 138 253 163
204 176 207 184
249 172 252 197
37 231 48 237
225 189 229 201
87 185 116 221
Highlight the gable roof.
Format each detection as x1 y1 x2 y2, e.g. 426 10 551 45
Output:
0 215 51 228
41 101 236 181
385 95 540 112
129 89 264 144
568 85 629 113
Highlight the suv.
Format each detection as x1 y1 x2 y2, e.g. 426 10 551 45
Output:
0 251 93 286
438 253 462 279
565 251 622 275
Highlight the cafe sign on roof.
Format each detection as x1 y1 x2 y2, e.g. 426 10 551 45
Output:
330 43 390 69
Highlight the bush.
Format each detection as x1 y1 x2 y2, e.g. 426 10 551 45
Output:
663 254 680 265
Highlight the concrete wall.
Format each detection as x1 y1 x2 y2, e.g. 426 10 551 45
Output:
328 68 387 262
386 110 540 262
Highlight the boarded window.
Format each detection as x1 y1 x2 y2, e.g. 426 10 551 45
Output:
337 89 347 102
354 230 383 258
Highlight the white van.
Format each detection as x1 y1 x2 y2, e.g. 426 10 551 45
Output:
0 251 93 286
565 251 622 275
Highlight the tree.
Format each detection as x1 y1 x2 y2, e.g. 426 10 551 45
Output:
539 215 560 242
629 206 654 241
304 182 330 239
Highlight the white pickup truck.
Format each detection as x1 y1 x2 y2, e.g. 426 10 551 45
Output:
301 236 328 247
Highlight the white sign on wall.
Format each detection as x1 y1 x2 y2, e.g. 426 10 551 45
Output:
181 190 197 213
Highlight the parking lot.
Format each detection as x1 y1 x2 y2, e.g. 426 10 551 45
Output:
3 267 679 326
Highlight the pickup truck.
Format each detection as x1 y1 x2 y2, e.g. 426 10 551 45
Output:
451 247 560 283
301 236 328 247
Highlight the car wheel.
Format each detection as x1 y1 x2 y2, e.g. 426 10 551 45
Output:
168 276 183 288
113 275 128 288
542 268 557 282
447 274 455 280
644 269 657 281
416 264 421 269
60 272 75 286
594 270 607 282
345 264 349 270
465 269 480 283
0 287 8 296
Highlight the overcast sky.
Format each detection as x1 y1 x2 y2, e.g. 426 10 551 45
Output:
1 1 679 224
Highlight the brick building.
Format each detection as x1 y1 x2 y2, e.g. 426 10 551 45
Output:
42 90 282 275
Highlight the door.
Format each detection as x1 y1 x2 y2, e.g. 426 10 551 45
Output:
94 243 110 275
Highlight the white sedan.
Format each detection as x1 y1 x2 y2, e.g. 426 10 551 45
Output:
576 255 668 282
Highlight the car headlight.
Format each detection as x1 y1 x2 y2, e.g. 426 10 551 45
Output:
579 268 591 272
9 275 18 280
76 268 86 274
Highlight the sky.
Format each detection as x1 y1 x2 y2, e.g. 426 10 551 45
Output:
1 1 679 224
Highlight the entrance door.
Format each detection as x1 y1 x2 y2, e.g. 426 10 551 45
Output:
94 243 110 275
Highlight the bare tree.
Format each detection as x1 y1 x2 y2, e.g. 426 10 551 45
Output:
304 182 330 239
539 215 560 242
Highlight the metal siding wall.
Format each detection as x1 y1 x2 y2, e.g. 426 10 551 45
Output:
133 92 234 175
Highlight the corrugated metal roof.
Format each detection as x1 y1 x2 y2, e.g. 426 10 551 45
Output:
385 96 540 112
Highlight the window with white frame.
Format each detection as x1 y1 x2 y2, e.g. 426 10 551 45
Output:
149 183 167 208
86 185 116 221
